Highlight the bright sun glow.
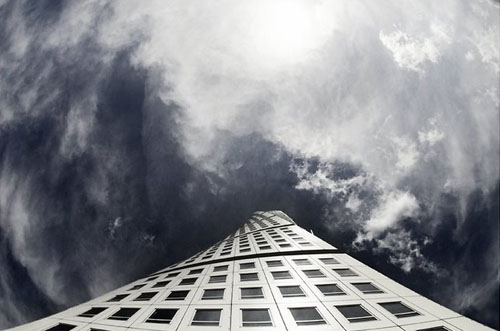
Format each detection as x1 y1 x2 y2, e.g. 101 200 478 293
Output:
249 0 331 66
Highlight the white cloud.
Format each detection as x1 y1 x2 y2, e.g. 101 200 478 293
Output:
359 191 419 240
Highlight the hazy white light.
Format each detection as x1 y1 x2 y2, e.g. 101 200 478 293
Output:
249 0 332 67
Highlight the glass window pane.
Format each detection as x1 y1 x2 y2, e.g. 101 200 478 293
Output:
242 309 272 327
202 289 225 300
146 309 178 324
289 307 326 326
316 284 345 296
108 308 140 321
79 307 106 317
352 282 384 294
379 302 420 317
333 268 358 277
278 286 305 297
166 290 190 300
336 305 376 323
192 309 222 326
45 324 76 331
241 287 264 299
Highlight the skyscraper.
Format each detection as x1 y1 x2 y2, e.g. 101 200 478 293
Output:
8 211 493 331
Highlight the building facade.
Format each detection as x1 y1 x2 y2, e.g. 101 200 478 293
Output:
8 211 493 331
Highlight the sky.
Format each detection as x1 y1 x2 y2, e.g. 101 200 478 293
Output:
0 0 498 329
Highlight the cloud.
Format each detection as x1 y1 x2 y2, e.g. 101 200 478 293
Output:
0 0 498 329
379 22 451 74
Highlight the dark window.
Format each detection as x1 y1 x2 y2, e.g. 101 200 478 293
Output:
279 243 292 248
379 302 420 318
316 284 345 296
179 277 197 285
266 260 283 267
166 290 190 300
189 268 203 275
108 308 140 321
146 276 158 281
278 285 305 297
293 258 311 265
333 268 358 277
165 272 180 278
213 265 228 272
240 273 259 281
417 327 450 331
106 294 128 302
242 309 272 327
152 280 170 288
289 307 326 326
352 282 384 294
271 271 292 280
146 308 178 324
202 288 225 300
134 292 158 301
259 245 271 250
240 248 251 252
240 262 256 269
241 287 264 299
191 309 222 326
209 275 227 283
336 304 376 323
303 269 326 278
79 307 107 318
319 257 339 265
45 324 76 331
128 284 145 291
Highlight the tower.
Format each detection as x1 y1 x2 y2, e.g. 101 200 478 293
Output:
8 211 493 331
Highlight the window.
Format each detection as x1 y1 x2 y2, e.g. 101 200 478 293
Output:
279 243 292 248
289 307 327 326
241 287 264 299
271 271 293 280
241 309 273 327
336 304 376 323
202 288 225 300
179 277 197 285
293 258 311 265
278 285 305 297
266 260 283 267
240 248 251 252
191 309 222 326
352 282 384 294
152 280 170 288
128 284 145 291
213 265 228 272
166 272 180 278
209 275 227 283
316 284 345 296
146 276 158 281
146 308 178 324
240 272 259 281
319 257 339 265
299 242 313 246
134 292 158 301
45 323 76 331
78 307 107 318
379 302 420 318
417 327 450 331
166 290 190 300
333 268 358 277
303 269 326 278
106 294 128 302
259 245 271 250
189 268 203 275
240 262 256 269
108 308 140 321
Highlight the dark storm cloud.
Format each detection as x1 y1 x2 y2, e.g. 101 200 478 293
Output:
0 0 498 330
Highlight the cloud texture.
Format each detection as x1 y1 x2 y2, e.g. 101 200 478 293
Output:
0 0 498 329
